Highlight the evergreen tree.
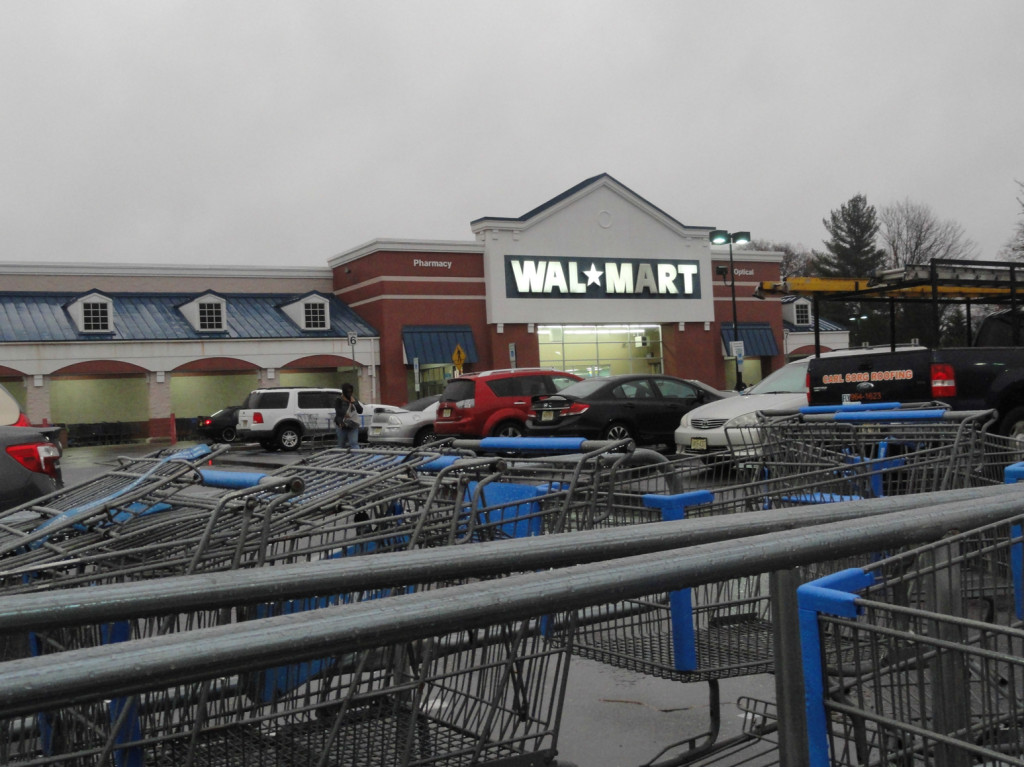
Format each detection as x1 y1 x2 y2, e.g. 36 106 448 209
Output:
810 194 888 342
940 306 969 347
811 194 888 278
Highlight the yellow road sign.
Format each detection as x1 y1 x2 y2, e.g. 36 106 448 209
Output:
452 343 466 372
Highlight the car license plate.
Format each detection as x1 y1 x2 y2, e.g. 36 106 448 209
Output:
541 410 554 422
442 408 451 418
689 437 708 452
370 426 382 436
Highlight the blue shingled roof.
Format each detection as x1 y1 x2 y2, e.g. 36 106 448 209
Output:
0 292 377 342
720 323 781 356
402 325 478 365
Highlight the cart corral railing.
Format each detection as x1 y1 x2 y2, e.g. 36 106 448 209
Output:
2 480 1024 766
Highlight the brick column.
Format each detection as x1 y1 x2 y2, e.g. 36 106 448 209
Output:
147 372 174 440
358 365 377 404
24 374 52 426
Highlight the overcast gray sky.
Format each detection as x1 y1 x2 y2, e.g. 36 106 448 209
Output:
3 1 1022 269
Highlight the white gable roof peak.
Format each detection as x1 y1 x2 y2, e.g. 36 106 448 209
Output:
470 174 713 240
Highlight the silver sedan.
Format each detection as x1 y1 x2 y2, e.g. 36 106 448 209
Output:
367 395 441 447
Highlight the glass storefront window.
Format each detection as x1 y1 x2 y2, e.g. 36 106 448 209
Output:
537 324 663 378
406 365 453 401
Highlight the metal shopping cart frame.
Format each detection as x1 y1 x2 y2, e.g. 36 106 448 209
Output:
0 581 577 767
798 464 1024 767
7 477 1024 767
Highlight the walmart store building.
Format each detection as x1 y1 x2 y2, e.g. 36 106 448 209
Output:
0 174 792 433
334 173 785 404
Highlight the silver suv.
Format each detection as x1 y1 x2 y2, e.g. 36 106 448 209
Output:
236 387 342 451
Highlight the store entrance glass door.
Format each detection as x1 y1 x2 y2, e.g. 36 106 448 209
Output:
536 325 663 378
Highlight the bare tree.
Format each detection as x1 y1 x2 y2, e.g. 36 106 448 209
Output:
746 239 812 279
878 199 979 347
879 198 979 267
999 180 1024 261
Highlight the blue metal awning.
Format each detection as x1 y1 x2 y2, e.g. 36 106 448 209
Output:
720 323 780 357
402 325 478 365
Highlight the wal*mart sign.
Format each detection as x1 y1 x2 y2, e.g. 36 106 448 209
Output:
504 256 702 300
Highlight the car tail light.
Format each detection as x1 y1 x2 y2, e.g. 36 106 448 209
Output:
931 363 957 398
253 412 264 424
565 401 590 416
200 418 213 427
805 372 811 405
6 442 61 477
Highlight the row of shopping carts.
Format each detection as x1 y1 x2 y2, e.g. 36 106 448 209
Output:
0 403 1022 766
534 404 1024 765
0 436 645 766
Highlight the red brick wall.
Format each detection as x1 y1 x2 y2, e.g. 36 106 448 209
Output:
335 246 785 397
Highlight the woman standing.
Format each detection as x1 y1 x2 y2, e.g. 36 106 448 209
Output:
334 383 363 448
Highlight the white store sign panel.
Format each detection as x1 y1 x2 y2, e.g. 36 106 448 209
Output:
479 177 717 325
505 256 701 299
492 253 715 324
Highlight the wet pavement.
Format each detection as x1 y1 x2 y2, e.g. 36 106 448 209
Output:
56 439 780 767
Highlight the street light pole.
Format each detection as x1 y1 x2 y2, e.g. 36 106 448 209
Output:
710 229 751 390
848 309 868 346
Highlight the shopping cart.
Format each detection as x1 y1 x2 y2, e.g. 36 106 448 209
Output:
798 464 1024 767
707 406 1024 514
535 485 782 767
1 441 630 765
0 578 577 766
298 411 337 446
541 409 1024 767
210 437 639 566
0 446 464 595
0 443 245 558
0 438 650 607
1 439 640 663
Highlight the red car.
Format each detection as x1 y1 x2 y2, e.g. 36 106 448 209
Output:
434 368 582 439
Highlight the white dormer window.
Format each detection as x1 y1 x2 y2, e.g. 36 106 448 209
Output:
198 300 224 331
83 301 111 331
282 294 331 330
180 294 227 333
69 293 115 333
795 302 810 326
304 301 327 329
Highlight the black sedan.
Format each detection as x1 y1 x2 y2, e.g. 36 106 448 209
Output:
197 406 241 443
0 425 63 512
526 374 731 448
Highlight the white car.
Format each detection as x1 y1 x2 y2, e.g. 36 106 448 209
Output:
675 359 810 456
367 395 441 447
